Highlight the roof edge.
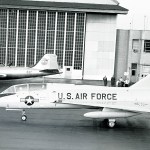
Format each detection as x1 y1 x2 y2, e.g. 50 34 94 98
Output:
0 6 128 15
0 0 128 14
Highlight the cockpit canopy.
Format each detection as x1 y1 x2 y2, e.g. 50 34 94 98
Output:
1 83 47 94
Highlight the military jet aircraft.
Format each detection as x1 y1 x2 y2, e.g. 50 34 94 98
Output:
0 74 150 128
0 54 60 79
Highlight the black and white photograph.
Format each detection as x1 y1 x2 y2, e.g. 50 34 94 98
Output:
0 0 150 149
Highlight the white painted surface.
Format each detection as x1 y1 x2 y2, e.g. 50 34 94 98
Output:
84 14 117 80
30 0 118 5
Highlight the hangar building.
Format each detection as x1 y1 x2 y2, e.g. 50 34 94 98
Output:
0 0 128 80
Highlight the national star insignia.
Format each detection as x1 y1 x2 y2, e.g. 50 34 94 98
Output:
20 96 39 106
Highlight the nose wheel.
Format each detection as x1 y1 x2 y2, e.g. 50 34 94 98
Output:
21 110 27 121
21 115 27 121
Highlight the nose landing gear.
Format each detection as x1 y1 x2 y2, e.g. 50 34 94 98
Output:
21 110 27 121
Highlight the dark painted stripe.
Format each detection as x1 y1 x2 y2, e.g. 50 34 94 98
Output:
0 93 16 98
40 69 60 74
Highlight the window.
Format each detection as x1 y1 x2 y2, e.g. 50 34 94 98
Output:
132 39 139 53
36 11 46 62
74 13 85 70
132 70 136 76
131 63 137 76
27 10 36 67
55 12 65 67
0 9 7 64
17 10 27 66
46 12 56 54
0 9 85 70
66 68 70 71
144 40 150 52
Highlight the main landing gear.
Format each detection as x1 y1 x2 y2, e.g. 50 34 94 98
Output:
104 119 116 128
21 110 27 121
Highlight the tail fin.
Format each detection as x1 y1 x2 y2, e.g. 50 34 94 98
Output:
130 74 150 89
32 54 59 70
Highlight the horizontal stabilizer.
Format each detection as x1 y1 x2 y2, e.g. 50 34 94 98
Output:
130 74 150 89
40 69 60 74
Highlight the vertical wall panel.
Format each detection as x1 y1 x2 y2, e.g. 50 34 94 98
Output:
7 9 17 66
64 13 75 66
46 11 56 54
17 10 27 66
36 11 46 62
84 14 117 80
74 13 85 70
55 12 65 67
27 10 36 67
0 9 7 65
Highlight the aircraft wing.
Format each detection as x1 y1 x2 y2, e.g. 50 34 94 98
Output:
0 74 7 78
57 100 150 113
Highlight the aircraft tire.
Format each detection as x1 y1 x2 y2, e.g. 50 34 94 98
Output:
21 115 27 121
107 120 116 128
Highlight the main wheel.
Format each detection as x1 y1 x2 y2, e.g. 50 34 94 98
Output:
108 121 115 128
21 115 27 121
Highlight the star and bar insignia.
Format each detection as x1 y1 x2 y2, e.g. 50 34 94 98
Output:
20 96 39 106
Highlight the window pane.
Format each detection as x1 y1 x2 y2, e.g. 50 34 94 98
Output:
132 39 139 50
131 63 137 69
144 40 150 52
132 70 136 76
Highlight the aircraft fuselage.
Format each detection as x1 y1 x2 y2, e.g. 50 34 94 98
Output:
0 83 149 113
0 67 59 79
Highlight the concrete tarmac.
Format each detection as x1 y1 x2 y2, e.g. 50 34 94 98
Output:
0 78 150 150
